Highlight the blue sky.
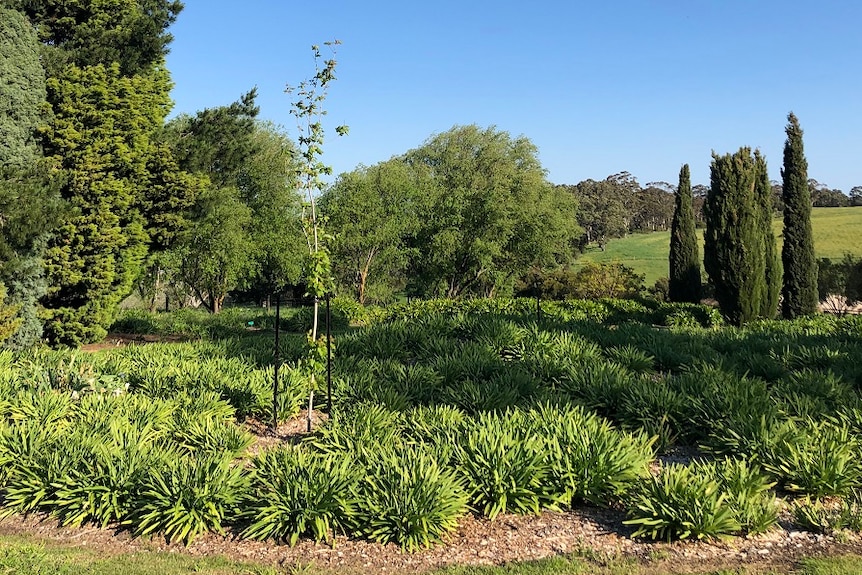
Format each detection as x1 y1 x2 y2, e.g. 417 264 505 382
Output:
165 1 862 190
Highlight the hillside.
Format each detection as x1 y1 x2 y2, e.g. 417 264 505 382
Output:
579 207 862 286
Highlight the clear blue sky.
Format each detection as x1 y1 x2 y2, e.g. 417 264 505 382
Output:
165 0 862 190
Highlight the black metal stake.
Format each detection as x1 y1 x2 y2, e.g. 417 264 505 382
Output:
272 293 280 431
326 292 332 413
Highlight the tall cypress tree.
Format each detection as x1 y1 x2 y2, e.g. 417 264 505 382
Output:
704 148 768 325
781 112 818 318
668 164 701 302
756 151 781 318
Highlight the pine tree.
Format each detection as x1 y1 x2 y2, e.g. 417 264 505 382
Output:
704 148 769 325
781 112 818 318
668 164 701 302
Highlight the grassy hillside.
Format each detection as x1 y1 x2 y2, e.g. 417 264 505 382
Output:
579 207 862 286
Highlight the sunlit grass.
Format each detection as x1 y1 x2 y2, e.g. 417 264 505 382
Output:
579 207 862 286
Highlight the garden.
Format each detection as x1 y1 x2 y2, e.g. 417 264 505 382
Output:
2 298 862 572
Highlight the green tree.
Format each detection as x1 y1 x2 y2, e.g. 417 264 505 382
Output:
0 6 46 169
756 151 781 319
174 186 253 313
404 125 579 298
166 89 260 188
0 7 64 348
704 148 776 325
322 159 424 303
668 164 701 303
240 123 305 299
40 63 179 345
781 112 818 318
566 178 630 250
15 0 183 76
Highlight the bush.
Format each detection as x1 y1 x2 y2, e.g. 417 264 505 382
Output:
356 447 468 551
529 404 654 506
454 412 556 519
131 453 248 544
243 447 358 545
624 462 740 541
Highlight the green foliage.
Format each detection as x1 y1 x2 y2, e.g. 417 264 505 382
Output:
454 412 555 519
356 448 468 551
18 0 183 76
817 254 862 313
704 148 779 324
669 164 701 303
243 447 358 545
322 160 425 303
173 186 254 313
781 113 819 318
0 7 45 170
760 420 862 497
39 62 185 345
624 458 775 541
0 285 22 345
532 404 654 506
132 453 248 544
793 492 862 534
403 125 580 298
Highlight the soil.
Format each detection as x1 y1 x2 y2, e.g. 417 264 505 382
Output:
2 504 861 574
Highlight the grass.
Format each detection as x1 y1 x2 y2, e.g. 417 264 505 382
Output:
3 535 860 575
579 207 862 285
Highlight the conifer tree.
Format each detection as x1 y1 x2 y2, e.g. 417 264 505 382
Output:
756 151 781 318
668 164 701 302
704 148 768 325
0 7 61 348
780 112 818 317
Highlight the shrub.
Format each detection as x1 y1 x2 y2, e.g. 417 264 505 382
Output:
132 453 248 544
761 420 862 497
454 412 555 519
792 492 862 534
624 462 740 541
356 447 468 551
243 447 358 545
529 404 654 506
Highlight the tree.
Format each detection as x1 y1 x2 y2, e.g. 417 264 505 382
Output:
704 148 777 325
0 7 46 169
403 125 579 298
40 63 186 345
0 7 63 348
24 0 193 345
162 94 304 308
756 152 781 319
166 89 260 188
15 0 183 76
668 164 701 303
174 186 252 313
239 123 305 300
780 112 818 318
850 186 862 207
322 159 423 303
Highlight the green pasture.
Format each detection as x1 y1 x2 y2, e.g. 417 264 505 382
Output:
579 207 862 286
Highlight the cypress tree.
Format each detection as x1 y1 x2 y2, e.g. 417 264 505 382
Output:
781 112 818 317
704 148 767 325
668 164 701 302
756 151 781 318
